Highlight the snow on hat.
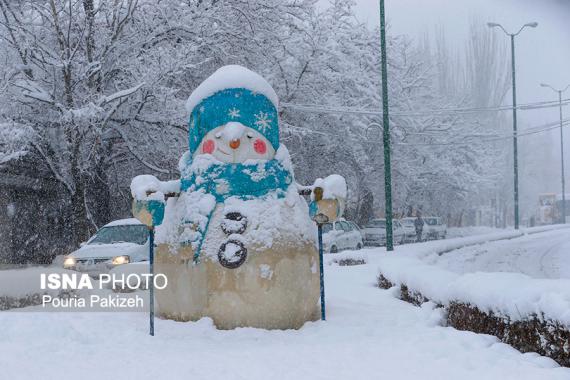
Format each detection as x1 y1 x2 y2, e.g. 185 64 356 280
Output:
186 65 279 154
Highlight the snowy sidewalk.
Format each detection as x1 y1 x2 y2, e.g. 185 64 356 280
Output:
1 252 569 379
429 227 570 278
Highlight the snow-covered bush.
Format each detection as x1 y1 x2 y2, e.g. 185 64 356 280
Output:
377 256 570 367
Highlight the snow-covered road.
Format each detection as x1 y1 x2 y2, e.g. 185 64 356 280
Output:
429 228 570 279
1 247 569 380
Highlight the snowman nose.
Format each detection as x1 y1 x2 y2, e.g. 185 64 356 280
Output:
229 139 241 149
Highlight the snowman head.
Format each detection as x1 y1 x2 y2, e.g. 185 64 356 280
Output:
197 122 275 163
186 65 280 164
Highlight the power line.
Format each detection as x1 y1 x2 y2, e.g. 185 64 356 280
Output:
282 118 570 148
280 97 570 117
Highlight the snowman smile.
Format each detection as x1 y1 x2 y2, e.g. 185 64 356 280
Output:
216 147 231 156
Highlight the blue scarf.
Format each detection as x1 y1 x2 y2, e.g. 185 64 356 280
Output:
179 159 293 262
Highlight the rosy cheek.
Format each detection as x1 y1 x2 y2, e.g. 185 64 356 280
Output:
253 139 267 154
202 139 215 154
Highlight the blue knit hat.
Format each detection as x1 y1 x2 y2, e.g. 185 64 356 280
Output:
186 66 280 154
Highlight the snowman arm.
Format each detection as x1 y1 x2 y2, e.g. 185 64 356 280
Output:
130 175 181 201
130 176 181 228
297 175 347 202
298 175 348 222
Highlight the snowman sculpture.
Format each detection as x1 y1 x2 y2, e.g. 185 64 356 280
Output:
131 65 346 329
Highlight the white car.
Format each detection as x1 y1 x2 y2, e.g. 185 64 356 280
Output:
63 219 149 277
363 219 405 246
400 217 420 243
423 217 447 240
322 220 363 253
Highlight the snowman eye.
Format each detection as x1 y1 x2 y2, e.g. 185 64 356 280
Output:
214 132 222 139
246 132 254 139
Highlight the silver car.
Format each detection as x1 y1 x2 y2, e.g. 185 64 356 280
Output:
423 217 447 240
363 219 405 246
63 219 149 277
400 217 420 243
322 220 364 253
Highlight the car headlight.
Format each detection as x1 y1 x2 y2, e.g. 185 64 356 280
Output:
112 255 130 265
63 256 76 268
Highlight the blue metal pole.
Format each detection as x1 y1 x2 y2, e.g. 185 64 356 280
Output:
317 224 325 320
149 227 155 336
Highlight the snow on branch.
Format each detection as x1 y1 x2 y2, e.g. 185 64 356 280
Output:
112 126 172 175
12 79 62 111
97 83 145 106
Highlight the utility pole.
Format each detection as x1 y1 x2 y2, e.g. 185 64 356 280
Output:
379 0 393 251
541 83 570 223
488 21 537 229
510 34 519 230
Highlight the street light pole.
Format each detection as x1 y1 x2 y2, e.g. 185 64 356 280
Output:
379 0 393 251
541 83 570 223
488 21 537 229
510 34 520 230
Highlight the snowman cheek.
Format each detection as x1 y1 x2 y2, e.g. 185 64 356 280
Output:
202 139 215 154
253 139 267 155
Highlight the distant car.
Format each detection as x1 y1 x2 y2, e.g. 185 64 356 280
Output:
322 220 363 253
400 217 420 243
63 218 149 277
363 218 405 246
423 217 447 240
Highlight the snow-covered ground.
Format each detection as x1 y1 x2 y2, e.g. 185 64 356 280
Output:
446 226 504 239
430 227 570 279
1 238 569 379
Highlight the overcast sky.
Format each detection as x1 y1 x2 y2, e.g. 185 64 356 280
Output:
349 0 570 129
318 0 570 205
355 0 570 200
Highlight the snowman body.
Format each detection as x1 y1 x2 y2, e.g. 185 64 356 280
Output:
146 66 320 329
155 186 320 329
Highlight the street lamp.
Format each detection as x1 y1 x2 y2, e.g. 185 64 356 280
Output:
379 0 394 251
541 82 570 223
488 21 538 229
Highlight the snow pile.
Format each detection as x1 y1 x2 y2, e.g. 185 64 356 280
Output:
155 190 216 249
448 272 570 323
377 226 570 325
0 267 77 299
274 145 293 172
326 250 368 266
311 174 347 200
446 226 503 238
199 186 317 256
185 65 279 112
427 227 570 279
155 182 315 253
131 175 180 201
394 224 570 260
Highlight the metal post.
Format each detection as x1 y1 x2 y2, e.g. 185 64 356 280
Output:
489 21 537 229
379 0 393 250
510 34 520 230
560 90 566 223
317 224 325 320
149 227 155 336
